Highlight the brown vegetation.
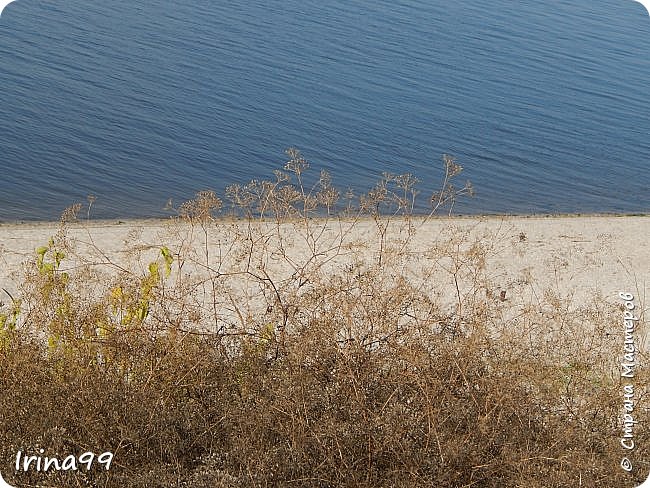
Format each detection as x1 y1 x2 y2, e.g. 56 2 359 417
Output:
0 150 647 487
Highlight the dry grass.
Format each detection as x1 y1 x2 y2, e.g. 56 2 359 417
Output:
0 150 647 487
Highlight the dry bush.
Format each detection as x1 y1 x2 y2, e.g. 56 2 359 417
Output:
0 149 647 487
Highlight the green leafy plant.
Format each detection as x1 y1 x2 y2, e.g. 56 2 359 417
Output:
0 290 20 351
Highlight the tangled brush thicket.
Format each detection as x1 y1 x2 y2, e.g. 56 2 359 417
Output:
0 150 647 487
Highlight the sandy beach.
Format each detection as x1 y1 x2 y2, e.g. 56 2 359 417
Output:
1 214 649 486
1 214 648 313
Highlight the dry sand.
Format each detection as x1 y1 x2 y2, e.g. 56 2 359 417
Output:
0 214 648 340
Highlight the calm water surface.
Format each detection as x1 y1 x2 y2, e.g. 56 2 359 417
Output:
1 0 649 220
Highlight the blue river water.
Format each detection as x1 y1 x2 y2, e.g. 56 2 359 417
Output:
1 0 649 220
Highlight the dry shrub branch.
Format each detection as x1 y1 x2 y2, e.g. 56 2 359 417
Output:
0 149 647 487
